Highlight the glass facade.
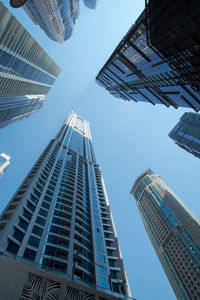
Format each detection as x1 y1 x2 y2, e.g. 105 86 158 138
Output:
96 10 200 111
131 169 200 300
0 112 131 298
22 0 99 43
0 2 60 128
169 112 200 159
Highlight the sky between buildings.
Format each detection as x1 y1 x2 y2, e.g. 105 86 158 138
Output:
0 1 199 299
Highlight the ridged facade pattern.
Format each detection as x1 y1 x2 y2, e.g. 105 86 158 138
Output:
96 10 200 111
130 169 200 300
0 111 131 298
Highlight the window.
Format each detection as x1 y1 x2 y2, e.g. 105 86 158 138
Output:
98 253 105 264
13 228 24 242
36 216 45 226
28 235 40 248
18 218 28 230
39 208 48 217
112 282 119 293
23 248 36 261
98 265 107 276
32 225 43 236
110 270 117 279
99 277 109 289
42 201 50 210
6 239 19 254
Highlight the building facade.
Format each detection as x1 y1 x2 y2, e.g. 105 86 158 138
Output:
146 0 200 94
0 153 11 177
0 111 132 299
0 2 60 127
0 95 45 129
11 0 99 43
96 10 200 111
130 169 200 300
169 112 200 159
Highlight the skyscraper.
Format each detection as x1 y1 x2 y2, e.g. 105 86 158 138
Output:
0 111 132 300
145 0 200 94
0 2 60 128
0 153 11 177
169 112 200 159
10 0 99 43
96 10 200 111
0 95 45 129
130 169 200 300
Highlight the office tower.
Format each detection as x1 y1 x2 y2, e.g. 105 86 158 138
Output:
0 112 132 300
96 10 200 111
0 2 60 128
145 0 200 94
0 95 45 129
10 0 99 43
130 169 200 300
0 153 10 177
169 112 200 159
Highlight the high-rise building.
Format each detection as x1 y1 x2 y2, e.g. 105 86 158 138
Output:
169 112 200 159
145 0 200 94
0 95 45 129
0 111 132 300
0 153 11 177
130 169 200 300
96 10 200 111
0 2 60 128
10 0 99 43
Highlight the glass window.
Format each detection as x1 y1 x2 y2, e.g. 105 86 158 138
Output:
18 218 28 230
6 239 19 254
39 208 48 217
32 225 43 236
36 216 45 226
41 201 50 210
98 253 105 264
28 235 40 248
13 228 24 242
23 248 36 261
99 276 109 289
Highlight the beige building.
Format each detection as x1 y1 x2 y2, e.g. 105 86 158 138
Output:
130 169 200 300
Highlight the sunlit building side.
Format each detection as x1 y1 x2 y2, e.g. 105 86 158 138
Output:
130 169 200 300
96 11 200 111
11 0 99 43
0 2 60 128
169 112 200 159
0 111 133 300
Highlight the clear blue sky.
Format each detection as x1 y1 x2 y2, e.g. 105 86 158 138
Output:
0 1 199 299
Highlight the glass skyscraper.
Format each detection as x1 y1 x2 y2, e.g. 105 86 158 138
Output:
0 2 60 128
0 112 132 300
96 10 200 111
146 0 200 94
0 153 10 177
169 112 200 159
130 169 200 300
11 0 99 43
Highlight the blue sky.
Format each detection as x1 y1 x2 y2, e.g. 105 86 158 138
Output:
1 1 200 299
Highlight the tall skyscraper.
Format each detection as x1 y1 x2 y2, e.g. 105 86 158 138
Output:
0 112 132 300
10 0 99 43
0 2 60 128
0 153 11 177
130 169 200 300
169 112 200 159
145 0 200 94
0 95 45 129
96 10 200 111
